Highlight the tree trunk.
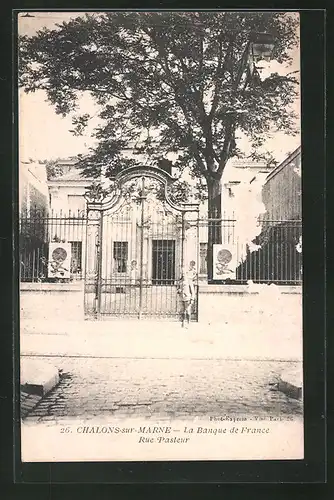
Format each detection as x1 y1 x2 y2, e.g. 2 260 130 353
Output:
207 177 222 282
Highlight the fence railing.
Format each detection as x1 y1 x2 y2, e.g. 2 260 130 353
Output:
199 215 302 284
19 209 87 282
19 209 302 285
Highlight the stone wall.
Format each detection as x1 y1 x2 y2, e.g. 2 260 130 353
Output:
198 284 302 330
20 282 302 332
20 282 84 322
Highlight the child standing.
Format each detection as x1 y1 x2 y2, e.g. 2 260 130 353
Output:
178 264 196 328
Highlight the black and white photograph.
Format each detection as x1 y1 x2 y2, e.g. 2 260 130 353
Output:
18 10 303 462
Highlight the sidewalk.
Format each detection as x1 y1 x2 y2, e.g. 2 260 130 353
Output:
20 317 303 362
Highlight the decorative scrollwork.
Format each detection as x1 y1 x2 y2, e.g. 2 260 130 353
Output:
83 166 199 215
84 182 112 204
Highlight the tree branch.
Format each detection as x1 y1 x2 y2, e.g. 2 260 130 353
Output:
168 119 208 174
208 37 223 118
209 37 234 119
212 40 251 178
216 118 236 178
148 29 208 131
198 36 204 100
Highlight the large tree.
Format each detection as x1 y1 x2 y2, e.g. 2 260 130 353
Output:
19 11 299 276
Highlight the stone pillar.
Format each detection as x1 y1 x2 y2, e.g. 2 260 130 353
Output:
183 217 198 271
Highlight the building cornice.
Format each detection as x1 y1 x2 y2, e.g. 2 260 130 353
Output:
48 179 93 186
230 160 268 170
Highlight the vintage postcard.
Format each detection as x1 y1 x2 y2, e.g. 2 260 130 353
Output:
18 10 303 463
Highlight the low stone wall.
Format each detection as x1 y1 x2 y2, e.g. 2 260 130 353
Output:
198 284 302 328
20 281 302 329
20 282 84 322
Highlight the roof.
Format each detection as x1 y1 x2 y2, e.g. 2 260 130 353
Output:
20 161 48 183
264 146 301 184
47 160 94 184
48 169 91 182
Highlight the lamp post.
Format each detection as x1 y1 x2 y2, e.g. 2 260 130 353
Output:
236 32 276 86
249 32 276 61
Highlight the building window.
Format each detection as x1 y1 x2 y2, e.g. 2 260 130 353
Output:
113 241 128 273
199 242 208 275
70 241 82 275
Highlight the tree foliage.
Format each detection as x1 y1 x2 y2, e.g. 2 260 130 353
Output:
19 11 299 207
41 157 68 180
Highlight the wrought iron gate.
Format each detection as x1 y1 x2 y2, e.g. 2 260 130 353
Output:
84 166 199 320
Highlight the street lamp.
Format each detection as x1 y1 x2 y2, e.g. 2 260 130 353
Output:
249 32 276 61
234 31 275 88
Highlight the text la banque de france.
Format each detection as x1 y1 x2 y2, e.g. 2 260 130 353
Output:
76 425 270 443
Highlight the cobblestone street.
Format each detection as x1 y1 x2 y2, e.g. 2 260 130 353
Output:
23 355 303 421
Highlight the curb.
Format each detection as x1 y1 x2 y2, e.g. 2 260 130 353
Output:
21 370 60 397
21 352 302 363
20 359 60 418
276 368 303 400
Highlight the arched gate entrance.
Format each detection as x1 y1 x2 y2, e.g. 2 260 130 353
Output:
84 166 199 320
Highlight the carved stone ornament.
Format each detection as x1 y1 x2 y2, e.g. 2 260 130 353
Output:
87 210 102 220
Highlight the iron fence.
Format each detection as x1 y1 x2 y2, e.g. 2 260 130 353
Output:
199 214 302 284
19 209 87 282
19 209 302 285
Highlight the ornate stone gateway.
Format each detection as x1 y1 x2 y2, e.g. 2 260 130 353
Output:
84 166 199 320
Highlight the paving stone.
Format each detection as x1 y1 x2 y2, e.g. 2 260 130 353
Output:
23 401 39 409
23 356 303 422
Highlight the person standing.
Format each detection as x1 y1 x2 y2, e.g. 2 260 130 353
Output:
178 263 196 328
188 260 197 283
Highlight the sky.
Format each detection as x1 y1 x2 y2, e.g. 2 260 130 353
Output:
18 11 300 165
